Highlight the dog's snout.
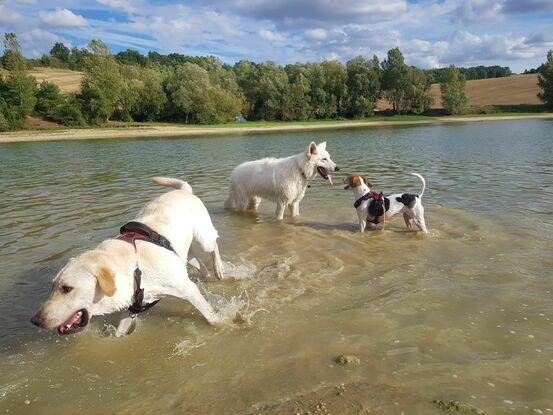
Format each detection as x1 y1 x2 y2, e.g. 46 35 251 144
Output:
31 312 44 328
335 166 340 171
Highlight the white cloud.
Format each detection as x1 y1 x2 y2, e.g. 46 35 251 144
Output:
0 5 25 26
259 29 287 44
96 0 141 14
304 28 327 41
39 8 87 28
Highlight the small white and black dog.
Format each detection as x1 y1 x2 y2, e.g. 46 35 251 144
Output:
344 173 428 233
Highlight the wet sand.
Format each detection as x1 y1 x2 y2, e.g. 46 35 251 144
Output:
1 113 552 143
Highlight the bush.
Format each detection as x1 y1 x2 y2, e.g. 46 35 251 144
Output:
0 70 37 129
51 99 86 126
35 81 63 115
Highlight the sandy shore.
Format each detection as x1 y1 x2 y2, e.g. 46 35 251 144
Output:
1 114 552 143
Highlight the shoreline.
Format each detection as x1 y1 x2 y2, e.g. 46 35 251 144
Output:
1 113 552 143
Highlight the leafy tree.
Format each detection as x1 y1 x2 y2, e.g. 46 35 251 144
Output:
2 32 25 70
51 96 86 126
115 49 149 67
78 41 123 124
382 48 409 113
345 55 382 118
50 43 71 62
40 54 52 67
402 67 433 114
538 50 553 107
88 39 111 57
67 47 92 71
135 70 167 121
322 60 347 116
283 72 310 120
441 65 468 115
165 62 211 123
35 81 63 115
0 70 37 129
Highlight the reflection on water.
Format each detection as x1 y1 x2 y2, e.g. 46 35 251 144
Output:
0 119 552 414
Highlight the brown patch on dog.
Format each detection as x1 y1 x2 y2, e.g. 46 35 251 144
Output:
362 176 372 187
95 266 116 297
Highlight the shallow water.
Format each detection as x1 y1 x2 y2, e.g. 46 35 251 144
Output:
0 119 552 414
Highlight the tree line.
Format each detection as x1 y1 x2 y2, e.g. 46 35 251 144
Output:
1 32 552 132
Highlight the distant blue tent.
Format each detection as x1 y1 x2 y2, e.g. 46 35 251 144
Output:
235 115 247 123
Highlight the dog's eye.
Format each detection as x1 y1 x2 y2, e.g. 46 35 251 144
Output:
61 285 73 294
322 158 327 161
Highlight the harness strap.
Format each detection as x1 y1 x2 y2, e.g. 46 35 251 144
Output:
117 221 173 315
354 191 383 209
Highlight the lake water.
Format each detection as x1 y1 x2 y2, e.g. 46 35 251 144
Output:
0 119 552 414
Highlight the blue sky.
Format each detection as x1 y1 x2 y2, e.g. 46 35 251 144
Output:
1 0 552 72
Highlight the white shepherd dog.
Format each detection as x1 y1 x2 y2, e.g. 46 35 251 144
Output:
225 141 339 220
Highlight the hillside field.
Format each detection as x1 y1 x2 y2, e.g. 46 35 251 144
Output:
28 68 542 109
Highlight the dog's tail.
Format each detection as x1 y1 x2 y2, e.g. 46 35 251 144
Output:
410 172 425 198
152 177 193 193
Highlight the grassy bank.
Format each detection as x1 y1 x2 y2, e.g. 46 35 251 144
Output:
1 112 552 143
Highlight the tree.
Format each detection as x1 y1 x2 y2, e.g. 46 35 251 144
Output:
402 67 433 114
0 70 37 129
283 72 310 120
78 40 123 124
35 81 63 115
381 48 410 113
441 65 468 115
2 32 25 71
345 55 382 118
538 50 553 107
322 60 347 117
50 43 71 62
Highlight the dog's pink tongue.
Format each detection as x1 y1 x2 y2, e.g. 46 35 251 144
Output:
328 175 333 186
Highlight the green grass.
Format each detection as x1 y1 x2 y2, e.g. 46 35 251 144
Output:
169 115 440 129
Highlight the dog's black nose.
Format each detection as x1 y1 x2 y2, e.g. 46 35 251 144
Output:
31 313 44 327
335 166 340 171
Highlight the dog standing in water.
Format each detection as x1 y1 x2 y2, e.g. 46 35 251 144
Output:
225 141 339 220
31 177 225 337
344 173 428 233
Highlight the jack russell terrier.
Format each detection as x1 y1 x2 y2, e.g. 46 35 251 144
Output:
344 173 428 233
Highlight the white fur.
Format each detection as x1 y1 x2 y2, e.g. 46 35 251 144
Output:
225 141 338 220
31 177 225 336
344 173 428 233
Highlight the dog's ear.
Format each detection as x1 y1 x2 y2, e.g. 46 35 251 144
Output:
94 266 116 297
317 141 326 151
362 176 372 187
306 141 318 158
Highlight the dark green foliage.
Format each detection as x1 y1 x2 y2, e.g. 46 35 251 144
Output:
538 50 553 107
426 65 512 83
116 49 149 67
35 81 63 115
382 48 409 113
0 70 37 129
50 97 85 126
345 55 382 117
50 43 71 62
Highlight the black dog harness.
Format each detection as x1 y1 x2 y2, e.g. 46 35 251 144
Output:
354 192 390 224
117 221 176 314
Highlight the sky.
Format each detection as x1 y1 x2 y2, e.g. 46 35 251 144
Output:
1 0 552 72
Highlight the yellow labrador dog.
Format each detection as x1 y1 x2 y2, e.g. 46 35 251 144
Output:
31 177 225 337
